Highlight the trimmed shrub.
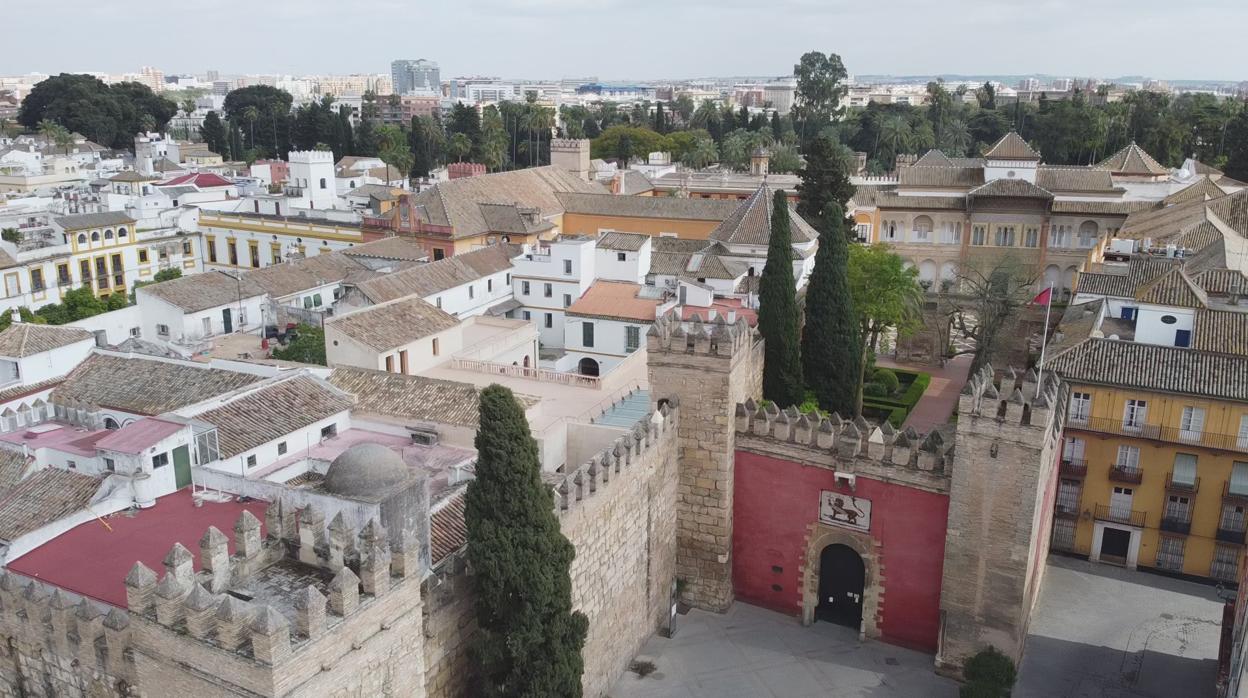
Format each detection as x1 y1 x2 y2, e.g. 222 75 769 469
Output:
964 646 1016 692
872 368 901 394
863 382 888 398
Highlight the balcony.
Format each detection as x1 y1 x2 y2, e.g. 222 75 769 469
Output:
1109 464 1143 484
1159 516 1192 535
1060 458 1087 478
1066 415 1248 454
1054 502 1081 519
1094 503 1146 528
1165 473 1200 493
1216 527 1247 545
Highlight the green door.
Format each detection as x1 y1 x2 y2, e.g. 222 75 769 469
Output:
172 445 192 489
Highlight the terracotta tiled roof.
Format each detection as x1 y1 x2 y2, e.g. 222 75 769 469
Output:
328 366 538 428
344 236 430 263
0 468 101 542
1135 268 1208 308
876 192 967 210
565 281 661 323
967 178 1053 199
1193 269 1248 295
1075 272 1137 298
708 185 817 246
107 171 157 183
897 166 984 188
139 270 267 313
52 354 261 415
328 296 459 351
53 211 135 232
430 489 467 565
1050 200 1156 215
352 244 517 305
1050 337 1248 402
195 376 352 459
596 232 650 251
1163 176 1229 206
847 184 895 208
245 253 373 299
554 191 740 221
1192 309 1248 357
912 150 954 167
983 132 1040 160
1096 143 1169 176
0 450 30 500
477 203 556 235
1035 167 1119 193
0 324 92 358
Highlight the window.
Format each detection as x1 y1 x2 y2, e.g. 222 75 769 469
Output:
77 233 86 246
626 326 640 352
56 264 70 285
246 454 257 468
544 283 553 298
1115 445 1140 471
1212 545 1241 581
157 323 170 336
855 223 872 241
228 241 238 266
79 259 90 283
277 442 287 456
1155 536 1185 572
1165 494 1192 524
67 460 76 469
182 240 192 256
1024 227 1040 248
1049 224 1071 248
399 349 408 374
118 227 127 238
617 252 627 262
544 313 553 329
487 279 493 293
385 355 395 372
1056 479 1080 515
320 424 338 439
1069 392 1091 423
582 321 594 347
971 225 987 246
1123 399 1147 430
563 259 572 275
993 226 1016 247
312 294 323 307
1172 453 1198 487
523 310 531 320
91 231 100 242
563 293 571 308
249 243 260 268
1180 407 1205 442
271 242 282 261
522 281 531 295
30 269 44 293
432 338 440 356
1222 503 1247 532
940 222 961 245
433 249 445 261
1239 415 1248 450
104 458 115 472
1062 437 1085 463
152 452 169 469
1052 518 1076 549
206 236 217 263
468 285 475 299
319 177 327 189
1231 462 1248 497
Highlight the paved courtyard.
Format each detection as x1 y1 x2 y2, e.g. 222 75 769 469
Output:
1017 555 1224 697
608 602 957 698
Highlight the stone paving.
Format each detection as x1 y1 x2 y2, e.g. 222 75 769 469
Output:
608 602 957 698
874 354 972 432
1016 555 1224 698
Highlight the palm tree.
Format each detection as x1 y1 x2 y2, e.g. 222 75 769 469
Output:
38 119 72 154
242 106 260 149
691 99 719 130
533 107 554 166
941 119 972 157
683 137 719 169
449 133 472 162
879 115 913 162
181 98 197 117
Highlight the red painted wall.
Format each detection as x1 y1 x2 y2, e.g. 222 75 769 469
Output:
732 450 950 652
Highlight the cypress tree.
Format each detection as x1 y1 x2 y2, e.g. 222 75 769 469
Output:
802 204 861 416
465 385 588 698
757 190 804 408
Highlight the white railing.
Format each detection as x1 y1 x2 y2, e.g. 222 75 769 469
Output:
450 358 603 389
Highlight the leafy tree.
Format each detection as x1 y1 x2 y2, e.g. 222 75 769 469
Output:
465 384 588 698
410 115 444 177
796 135 855 229
680 133 718 169
793 51 848 145
801 204 861 416
222 85 293 157
590 125 665 162
977 82 997 110
847 244 922 412
446 103 483 161
270 324 326 365
768 142 801 174
758 191 804 408
653 101 667 134
480 106 510 172
947 256 1039 373
448 133 472 162
0 228 21 244
0 307 42 332
719 129 769 171
673 94 695 123
200 111 227 155
19 74 175 149
376 124 413 182
1225 106 1248 182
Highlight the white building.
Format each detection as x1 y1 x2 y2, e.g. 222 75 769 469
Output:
135 270 268 348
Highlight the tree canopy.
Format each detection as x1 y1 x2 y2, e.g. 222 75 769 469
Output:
222 85 294 158
18 74 177 149
758 191 804 408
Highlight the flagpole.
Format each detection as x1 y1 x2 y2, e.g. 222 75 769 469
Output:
1035 284 1053 398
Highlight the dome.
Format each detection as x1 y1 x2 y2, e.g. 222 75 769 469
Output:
323 443 410 497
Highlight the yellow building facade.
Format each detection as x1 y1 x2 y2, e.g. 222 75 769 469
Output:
1056 381 1248 582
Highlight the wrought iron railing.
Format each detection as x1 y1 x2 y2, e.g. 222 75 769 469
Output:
1094 503 1146 528
1067 416 1248 454
1109 464 1143 484
1060 458 1087 477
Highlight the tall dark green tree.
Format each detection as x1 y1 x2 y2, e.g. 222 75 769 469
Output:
200 111 227 155
796 135 855 228
801 204 861 416
653 101 667 134
465 385 588 698
18 73 176 149
222 85 293 157
757 191 804 408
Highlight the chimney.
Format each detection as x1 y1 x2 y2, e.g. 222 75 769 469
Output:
9 309 20 325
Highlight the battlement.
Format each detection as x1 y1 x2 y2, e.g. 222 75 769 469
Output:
735 399 955 475
124 504 420 666
550 138 590 152
646 313 755 358
556 401 678 516
956 363 1059 432
287 150 335 164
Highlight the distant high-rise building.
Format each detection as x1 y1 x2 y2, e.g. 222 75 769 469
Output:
391 59 440 95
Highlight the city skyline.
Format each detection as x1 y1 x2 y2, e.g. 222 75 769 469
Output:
6 0 1247 83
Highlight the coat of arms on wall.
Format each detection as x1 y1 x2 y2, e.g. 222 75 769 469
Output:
819 490 871 533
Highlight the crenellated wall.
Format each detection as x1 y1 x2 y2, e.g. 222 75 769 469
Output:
937 364 1065 674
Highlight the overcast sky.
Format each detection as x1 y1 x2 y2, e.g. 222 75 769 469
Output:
8 0 1247 82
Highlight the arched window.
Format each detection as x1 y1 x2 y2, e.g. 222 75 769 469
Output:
350 181 356 188
77 234 86 245
319 177 327 189
104 417 119 430
1078 221 1098 248
117 227 127 237
912 215 933 242
90 231 100 242
104 229 114 240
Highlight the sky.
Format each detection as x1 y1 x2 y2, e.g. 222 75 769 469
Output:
7 0 1248 83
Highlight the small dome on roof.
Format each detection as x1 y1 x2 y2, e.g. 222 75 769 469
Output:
323 443 409 497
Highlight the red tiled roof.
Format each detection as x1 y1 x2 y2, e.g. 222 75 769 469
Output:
565 281 660 323
7 491 267 607
430 490 466 565
157 173 234 189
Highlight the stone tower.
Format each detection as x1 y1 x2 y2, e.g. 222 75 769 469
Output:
937 365 1065 673
646 313 762 611
551 139 592 181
